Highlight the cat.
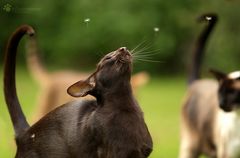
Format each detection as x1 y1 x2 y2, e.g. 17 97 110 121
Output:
26 36 149 122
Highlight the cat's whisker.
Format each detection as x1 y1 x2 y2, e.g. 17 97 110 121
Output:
131 42 153 55
133 55 159 60
133 55 157 59
132 51 161 58
130 40 147 54
133 55 155 59
132 49 162 64
133 48 162 55
132 44 152 55
130 42 162 63
133 58 163 63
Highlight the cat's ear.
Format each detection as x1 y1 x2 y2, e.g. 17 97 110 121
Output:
209 69 227 81
67 77 95 97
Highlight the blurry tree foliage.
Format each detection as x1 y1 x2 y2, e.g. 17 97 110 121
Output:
1 0 240 74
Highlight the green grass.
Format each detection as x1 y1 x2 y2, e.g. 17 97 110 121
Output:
138 77 185 158
0 68 39 157
0 68 187 157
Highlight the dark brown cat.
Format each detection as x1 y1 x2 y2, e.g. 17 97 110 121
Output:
26 36 149 122
4 25 153 158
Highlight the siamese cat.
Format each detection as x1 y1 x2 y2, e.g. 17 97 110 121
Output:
179 13 221 158
26 36 149 122
180 12 240 158
4 25 152 158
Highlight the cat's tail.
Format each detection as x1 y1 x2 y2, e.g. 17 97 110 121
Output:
4 25 34 136
26 35 49 86
188 13 218 85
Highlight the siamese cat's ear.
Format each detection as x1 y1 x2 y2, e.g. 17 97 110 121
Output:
209 69 227 81
67 78 95 97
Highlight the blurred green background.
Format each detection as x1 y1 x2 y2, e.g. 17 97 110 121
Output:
1 0 240 73
1 0 240 157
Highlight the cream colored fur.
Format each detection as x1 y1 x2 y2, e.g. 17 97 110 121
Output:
215 109 240 158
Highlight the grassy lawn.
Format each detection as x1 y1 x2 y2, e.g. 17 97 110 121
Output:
0 68 187 157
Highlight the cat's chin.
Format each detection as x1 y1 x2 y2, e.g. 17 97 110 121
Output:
221 104 240 113
220 106 233 113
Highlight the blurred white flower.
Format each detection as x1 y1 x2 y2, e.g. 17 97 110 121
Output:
206 16 212 21
154 27 159 32
84 18 90 23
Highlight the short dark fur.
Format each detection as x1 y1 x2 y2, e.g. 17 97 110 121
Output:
4 25 152 158
25 36 150 122
188 13 218 84
211 70 240 112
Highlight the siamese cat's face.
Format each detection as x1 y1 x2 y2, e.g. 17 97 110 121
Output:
211 70 240 112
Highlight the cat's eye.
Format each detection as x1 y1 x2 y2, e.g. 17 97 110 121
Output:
105 56 111 60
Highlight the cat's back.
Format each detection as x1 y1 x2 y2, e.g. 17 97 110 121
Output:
16 99 97 157
27 99 97 142
189 79 218 94
182 79 219 130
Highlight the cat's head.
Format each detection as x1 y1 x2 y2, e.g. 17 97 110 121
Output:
211 69 240 112
67 47 132 98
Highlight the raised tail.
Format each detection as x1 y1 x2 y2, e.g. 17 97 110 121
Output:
26 35 49 85
4 25 35 136
188 13 218 85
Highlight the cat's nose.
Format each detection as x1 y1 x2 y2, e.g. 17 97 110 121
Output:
119 47 127 52
117 47 131 57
